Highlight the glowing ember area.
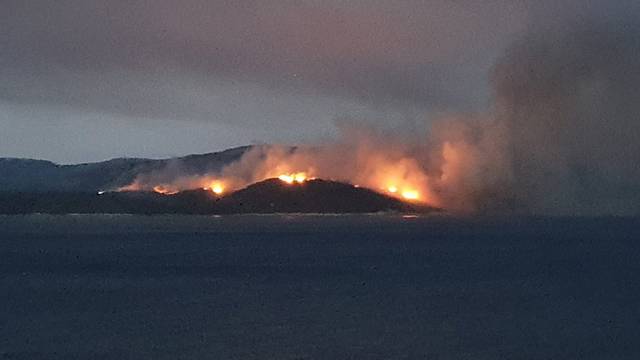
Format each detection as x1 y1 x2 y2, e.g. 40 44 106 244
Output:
152 185 179 195
203 181 225 195
401 190 420 200
278 172 308 184
383 184 420 201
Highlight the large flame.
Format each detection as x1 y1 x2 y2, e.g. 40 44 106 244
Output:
278 172 310 184
203 180 225 195
382 184 421 201
401 190 420 200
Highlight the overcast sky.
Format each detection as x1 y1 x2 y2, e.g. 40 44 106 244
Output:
1 0 636 163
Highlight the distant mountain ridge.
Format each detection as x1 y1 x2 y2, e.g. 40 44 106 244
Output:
0 146 252 192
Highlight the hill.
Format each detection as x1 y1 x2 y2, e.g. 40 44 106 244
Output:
212 178 432 214
0 146 251 192
0 179 437 215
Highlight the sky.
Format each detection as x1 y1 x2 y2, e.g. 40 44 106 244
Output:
0 0 638 163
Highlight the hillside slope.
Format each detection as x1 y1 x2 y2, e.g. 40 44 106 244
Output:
0 146 251 192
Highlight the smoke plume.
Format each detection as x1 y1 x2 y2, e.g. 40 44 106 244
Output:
121 18 640 216
429 19 640 215
491 20 640 215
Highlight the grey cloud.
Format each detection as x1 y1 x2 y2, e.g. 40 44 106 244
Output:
0 0 527 121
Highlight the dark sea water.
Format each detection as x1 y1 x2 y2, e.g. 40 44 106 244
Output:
1 214 639 359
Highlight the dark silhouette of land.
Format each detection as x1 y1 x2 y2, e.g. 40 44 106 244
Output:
0 146 251 192
0 179 437 215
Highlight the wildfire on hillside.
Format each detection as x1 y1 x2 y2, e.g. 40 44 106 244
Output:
121 160 427 204
116 128 483 208
278 172 311 184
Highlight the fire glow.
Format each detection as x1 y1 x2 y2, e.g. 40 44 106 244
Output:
117 140 453 207
278 172 309 184
401 190 420 200
130 167 428 204
152 185 179 195
384 185 420 201
203 181 225 195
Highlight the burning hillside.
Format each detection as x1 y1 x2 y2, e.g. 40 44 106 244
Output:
0 176 437 215
214 178 429 214
117 142 433 210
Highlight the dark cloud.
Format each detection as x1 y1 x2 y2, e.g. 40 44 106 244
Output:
0 0 526 120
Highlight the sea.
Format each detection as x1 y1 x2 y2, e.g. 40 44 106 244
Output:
1 214 639 359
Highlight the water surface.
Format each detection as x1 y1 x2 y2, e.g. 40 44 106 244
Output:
1 215 639 359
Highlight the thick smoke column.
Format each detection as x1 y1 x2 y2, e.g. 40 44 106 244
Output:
491 20 640 215
422 18 640 215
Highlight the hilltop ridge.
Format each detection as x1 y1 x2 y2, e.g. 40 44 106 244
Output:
0 146 252 192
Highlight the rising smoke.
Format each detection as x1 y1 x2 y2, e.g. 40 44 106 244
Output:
122 18 640 216
430 19 640 215
491 20 640 215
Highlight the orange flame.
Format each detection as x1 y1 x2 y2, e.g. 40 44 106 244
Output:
278 172 309 184
382 185 421 201
401 190 420 200
152 185 179 195
203 180 225 195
